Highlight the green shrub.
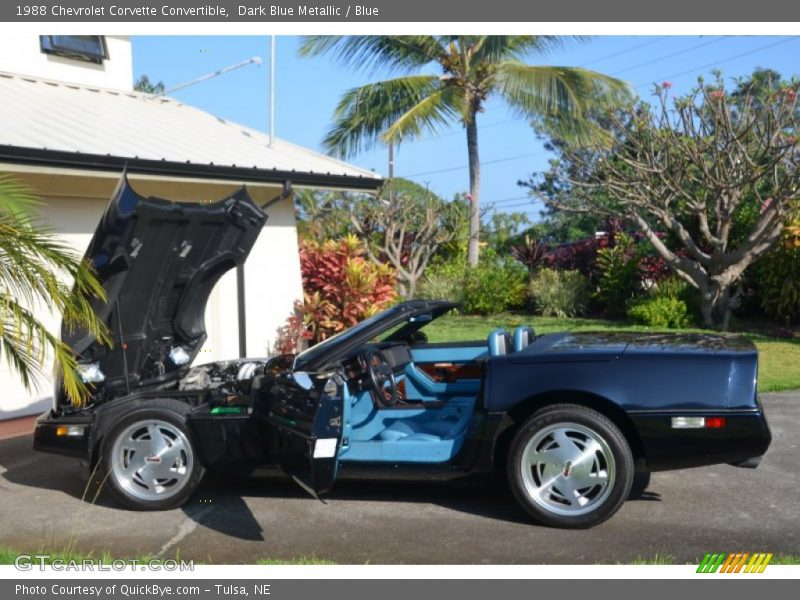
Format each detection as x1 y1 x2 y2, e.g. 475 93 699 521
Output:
416 270 465 304
529 268 590 318
627 296 690 329
756 235 800 325
462 260 528 315
650 275 700 321
595 234 643 315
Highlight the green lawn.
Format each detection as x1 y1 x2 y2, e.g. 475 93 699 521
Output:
623 554 800 565
425 313 800 393
256 555 337 565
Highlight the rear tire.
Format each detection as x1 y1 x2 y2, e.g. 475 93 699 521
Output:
99 399 205 510
507 404 633 528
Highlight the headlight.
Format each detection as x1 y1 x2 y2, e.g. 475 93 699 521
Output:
77 362 105 384
169 346 191 366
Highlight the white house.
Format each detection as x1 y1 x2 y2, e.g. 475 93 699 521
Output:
0 35 382 420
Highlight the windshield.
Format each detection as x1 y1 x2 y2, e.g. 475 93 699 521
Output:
292 300 457 371
293 305 406 370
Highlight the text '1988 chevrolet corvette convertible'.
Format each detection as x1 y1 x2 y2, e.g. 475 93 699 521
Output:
34 178 771 528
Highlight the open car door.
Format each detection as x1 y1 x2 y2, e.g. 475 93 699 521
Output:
260 366 345 498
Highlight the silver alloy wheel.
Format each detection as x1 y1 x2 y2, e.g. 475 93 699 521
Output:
110 419 194 502
519 422 615 517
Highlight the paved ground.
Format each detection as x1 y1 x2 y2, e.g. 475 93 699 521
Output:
1 393 798 564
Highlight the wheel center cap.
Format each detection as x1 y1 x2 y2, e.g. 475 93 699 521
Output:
145 455 161 464
562 461 573 478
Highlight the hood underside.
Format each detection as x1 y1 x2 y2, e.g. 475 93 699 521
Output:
62 175 267 401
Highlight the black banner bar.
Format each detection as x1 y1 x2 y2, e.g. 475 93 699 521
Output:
2 579 798 600
2 0 800 22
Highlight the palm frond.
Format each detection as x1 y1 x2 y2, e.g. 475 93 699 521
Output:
494 61 632 144
470 36 578 65
383 83 468 143
323 75 447 157
0 176 110 406
0 175 42 217
298 36 444 75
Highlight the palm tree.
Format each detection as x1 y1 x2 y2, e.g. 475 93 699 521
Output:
299 36 631 266
0 175 110 406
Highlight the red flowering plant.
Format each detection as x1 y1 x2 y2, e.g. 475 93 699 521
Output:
274 235 398 352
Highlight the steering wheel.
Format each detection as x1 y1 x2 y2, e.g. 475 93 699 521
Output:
364 347 399 407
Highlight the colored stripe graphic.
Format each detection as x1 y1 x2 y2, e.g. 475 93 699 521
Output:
696 552 772 573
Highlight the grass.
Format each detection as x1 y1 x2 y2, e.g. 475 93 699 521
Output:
3 545 796 566
625 554 676 565
623 554 800 565
425 313 800 393
256 555 337 565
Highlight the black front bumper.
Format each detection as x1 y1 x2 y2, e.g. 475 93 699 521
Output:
33 411 93 459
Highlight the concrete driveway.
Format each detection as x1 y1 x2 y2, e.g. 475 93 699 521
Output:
1 392 797 564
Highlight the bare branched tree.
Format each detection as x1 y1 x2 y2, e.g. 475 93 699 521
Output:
548 75 799 329
350 185 464 299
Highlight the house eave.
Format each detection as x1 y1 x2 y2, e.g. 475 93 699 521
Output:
0 145 383 192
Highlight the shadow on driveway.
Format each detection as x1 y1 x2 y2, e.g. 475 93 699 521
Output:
1 430 663 549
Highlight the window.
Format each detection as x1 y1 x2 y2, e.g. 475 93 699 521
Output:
40 36 108 64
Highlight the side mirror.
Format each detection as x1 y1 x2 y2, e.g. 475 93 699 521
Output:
408 330 428 345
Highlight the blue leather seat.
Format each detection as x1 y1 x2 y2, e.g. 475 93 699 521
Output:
487 328 512 357
513 325 536 352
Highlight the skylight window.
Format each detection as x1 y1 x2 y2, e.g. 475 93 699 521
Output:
40 36 108 64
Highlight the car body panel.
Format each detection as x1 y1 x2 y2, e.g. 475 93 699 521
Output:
59 175 266 404
493 331 759 412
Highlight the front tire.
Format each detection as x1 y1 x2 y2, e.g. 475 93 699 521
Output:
507 404 633 528
99 400 205 510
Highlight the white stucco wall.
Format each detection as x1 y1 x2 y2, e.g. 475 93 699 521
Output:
0 35 132 90
0 166 303 420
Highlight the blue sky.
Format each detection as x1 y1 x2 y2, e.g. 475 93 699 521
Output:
132 35 799 220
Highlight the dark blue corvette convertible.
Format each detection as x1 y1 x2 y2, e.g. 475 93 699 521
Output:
34 180 772 528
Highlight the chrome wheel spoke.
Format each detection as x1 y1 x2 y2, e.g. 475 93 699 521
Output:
111 418 194 502
520 422 616 517
147 423 169 454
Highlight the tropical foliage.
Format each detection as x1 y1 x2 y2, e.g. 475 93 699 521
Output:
299 35 630 267
0 176 109 406
529 268 590 318
540 70 800 329
279 236 397 348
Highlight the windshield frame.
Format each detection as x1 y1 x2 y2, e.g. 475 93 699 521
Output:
292 300 457 372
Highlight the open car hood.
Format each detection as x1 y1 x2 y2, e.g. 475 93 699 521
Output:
63 175 266 400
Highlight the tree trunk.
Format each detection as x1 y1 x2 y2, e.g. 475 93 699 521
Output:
697 281 737 331
466 113 481 268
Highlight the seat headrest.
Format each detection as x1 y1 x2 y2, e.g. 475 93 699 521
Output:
487 328 512 356
513 325 536 352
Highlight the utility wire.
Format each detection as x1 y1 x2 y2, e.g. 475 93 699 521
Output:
634 35 799 89
609 36 729 76
384 36 795 210
491 38 800 214
402 150 548 178
579 36 669 68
